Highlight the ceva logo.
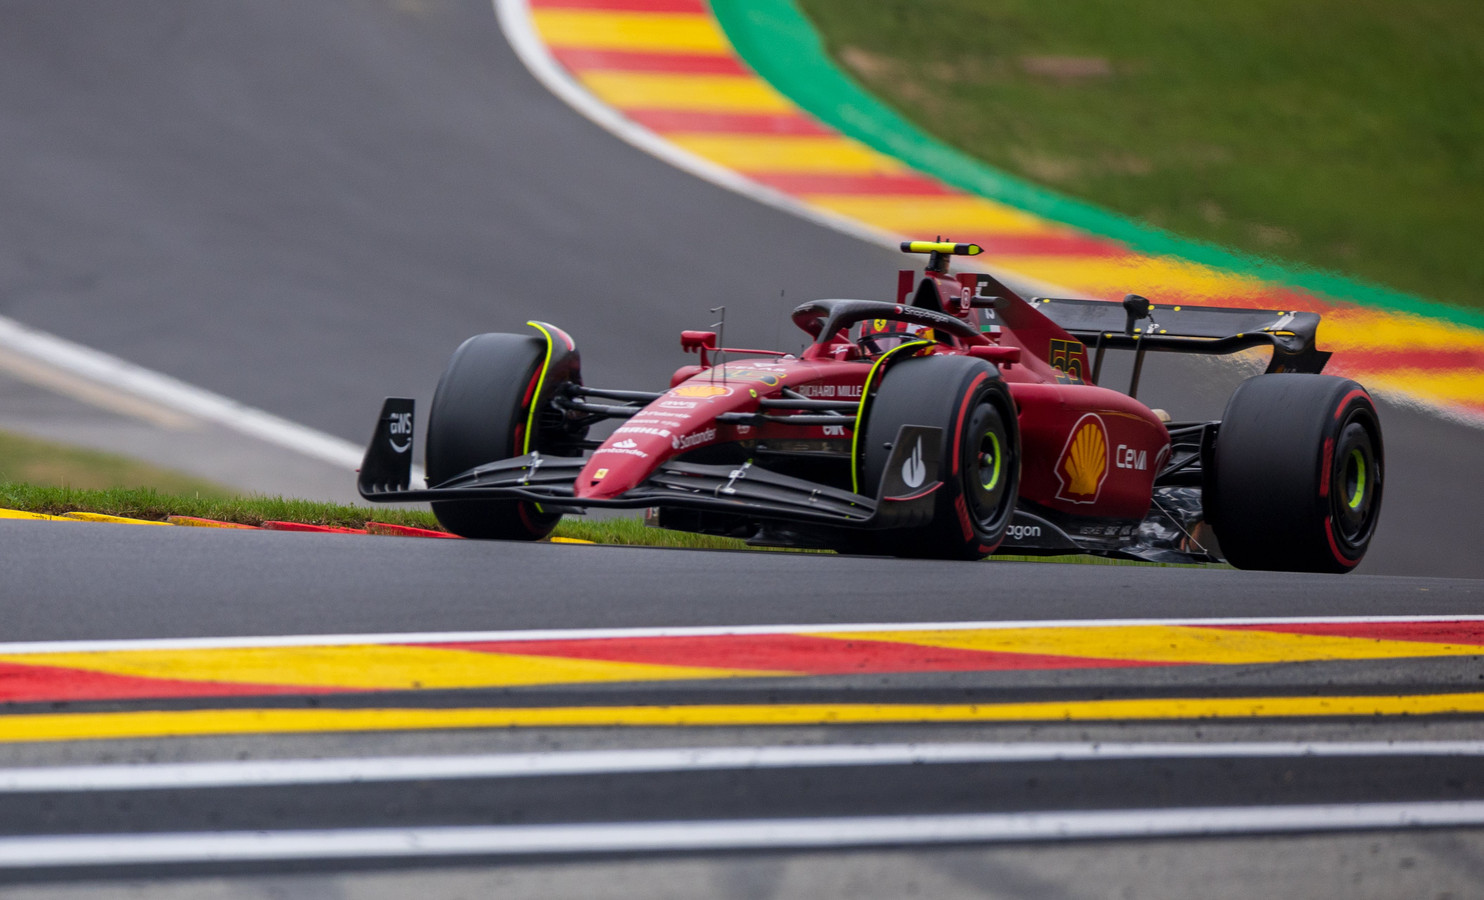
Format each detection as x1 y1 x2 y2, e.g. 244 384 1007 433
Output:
901 438 926 489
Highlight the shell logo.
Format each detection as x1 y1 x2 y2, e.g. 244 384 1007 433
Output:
671 383 731 399
1054 414 1109 504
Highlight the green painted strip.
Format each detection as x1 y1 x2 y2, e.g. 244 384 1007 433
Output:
711 0 1484 332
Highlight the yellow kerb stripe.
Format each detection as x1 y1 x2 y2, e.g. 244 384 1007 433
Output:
816 626 1484 666
990 255 1272 303
62 512 171 526
666 134 904 174
802 195 1053 235
579 72 792 113
0 508 76 522
1338 369 1484 407
532 10 729 53
0 645 777 691
4 693 1484 743
1320 308 1484 350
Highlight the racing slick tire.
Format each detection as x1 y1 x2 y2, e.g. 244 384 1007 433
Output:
425 333 569 540
852 355 1020 560
1206 374 1383 573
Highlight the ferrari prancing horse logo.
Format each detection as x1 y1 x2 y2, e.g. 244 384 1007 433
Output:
1054 414 1108 504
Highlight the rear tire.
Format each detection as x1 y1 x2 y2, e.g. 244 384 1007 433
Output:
851 355 1020 560
425 333 564 540
1206 374 1383 573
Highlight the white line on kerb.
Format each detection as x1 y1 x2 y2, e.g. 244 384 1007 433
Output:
2 741 1483 794
0 614 1478 655
5 802 1484 868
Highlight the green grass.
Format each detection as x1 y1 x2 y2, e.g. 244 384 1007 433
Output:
0 481 742 546
797 0 1484 310
0 430 236 496
0 430 1200 563
0 479 1201 563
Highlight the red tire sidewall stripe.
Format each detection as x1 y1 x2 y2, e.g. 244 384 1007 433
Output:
1319 436 1334 499
1334 388 1370 421
1325 518 1362 568
950 372 990 477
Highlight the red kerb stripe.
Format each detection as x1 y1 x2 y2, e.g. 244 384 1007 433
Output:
432 634 1173 674
261 522 369 535
748 172 958 195
1211 621 1484 645
0 661 346 704
627 109 831 135
552 48 747 76
531 0 707 12
1333 347 1484 373
974 233 1128 258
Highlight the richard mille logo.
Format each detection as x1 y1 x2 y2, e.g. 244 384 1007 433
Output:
901 438 926 489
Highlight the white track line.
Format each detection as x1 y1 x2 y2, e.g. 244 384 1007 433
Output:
4 741 1484 794
0 614 1478 656
0 314 372 472
6 802 1484 867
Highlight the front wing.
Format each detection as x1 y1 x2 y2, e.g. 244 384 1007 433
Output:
357 398 944 532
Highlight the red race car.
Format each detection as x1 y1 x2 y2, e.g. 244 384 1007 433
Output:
359 241 1383 572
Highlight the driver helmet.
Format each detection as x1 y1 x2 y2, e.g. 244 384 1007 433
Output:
857 318 935 355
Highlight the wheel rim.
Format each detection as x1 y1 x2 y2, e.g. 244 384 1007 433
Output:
1330 418 1379 548
978 431 1003 492
1344 449 1366 511
967 401 1013 530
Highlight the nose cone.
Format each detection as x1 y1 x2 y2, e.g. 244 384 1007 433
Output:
573 377 760 500
574 430 672 499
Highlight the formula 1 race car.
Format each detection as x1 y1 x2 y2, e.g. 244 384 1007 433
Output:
358 241 1383 573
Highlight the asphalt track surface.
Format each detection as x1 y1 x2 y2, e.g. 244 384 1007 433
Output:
3 0 1483 577
3 1 1484 897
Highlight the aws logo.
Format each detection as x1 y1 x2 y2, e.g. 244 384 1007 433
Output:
1054 414 1109 504
385 410 413 454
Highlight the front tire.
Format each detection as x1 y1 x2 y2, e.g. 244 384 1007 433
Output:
853 355 1020 559
425 333 568 540
1206 374 1383 573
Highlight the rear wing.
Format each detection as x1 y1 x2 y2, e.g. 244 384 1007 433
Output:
1030 296 1331 379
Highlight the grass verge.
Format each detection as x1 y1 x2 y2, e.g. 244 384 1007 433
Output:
0 430 236 496
0 482 742 547
797 0 1484 311
0 431 1197 562
0 481 1202 564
